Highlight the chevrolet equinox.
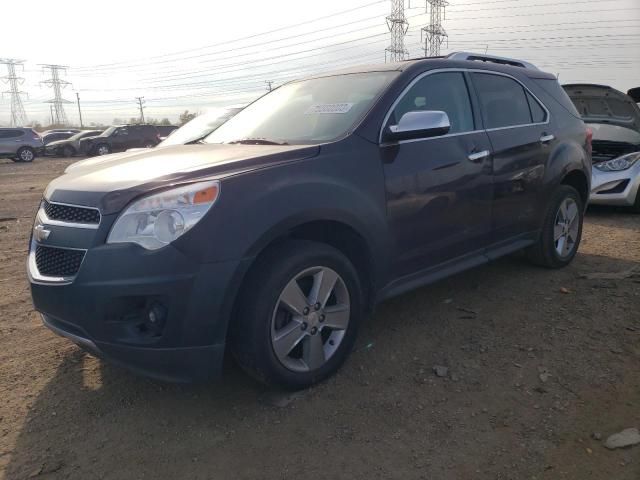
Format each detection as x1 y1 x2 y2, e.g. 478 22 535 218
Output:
28 52 592 389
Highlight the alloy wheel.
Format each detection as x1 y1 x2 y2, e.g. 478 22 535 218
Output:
554 197 580 257
97 145 109 155
270 266 350 372
20 149 34 162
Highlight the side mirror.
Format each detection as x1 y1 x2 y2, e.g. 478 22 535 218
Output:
384 110 450 142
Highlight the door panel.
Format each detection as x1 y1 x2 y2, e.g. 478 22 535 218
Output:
381 71 493 279
470 72 551 239
384 132 494 278
488 126 549 238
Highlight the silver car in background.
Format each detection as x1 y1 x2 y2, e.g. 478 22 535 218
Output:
564 84 640 211
0 127 44 162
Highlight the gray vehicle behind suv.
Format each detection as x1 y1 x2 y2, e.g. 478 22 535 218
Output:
0 128 44 162
29 52 591 389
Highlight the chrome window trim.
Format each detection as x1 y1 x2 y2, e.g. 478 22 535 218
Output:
27 241 87 285
41 199 101 229
378 68 551 146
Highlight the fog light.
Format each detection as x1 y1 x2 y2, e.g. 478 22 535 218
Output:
146 303 167 335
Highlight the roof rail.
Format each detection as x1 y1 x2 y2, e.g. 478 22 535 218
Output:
447 52 539 70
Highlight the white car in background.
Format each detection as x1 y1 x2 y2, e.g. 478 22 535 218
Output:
564 84 640 211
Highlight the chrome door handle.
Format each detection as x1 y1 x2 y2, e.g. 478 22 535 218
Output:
467 150 490 162
540 134 555 144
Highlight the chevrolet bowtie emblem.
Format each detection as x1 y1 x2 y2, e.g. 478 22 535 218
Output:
33 224 51 242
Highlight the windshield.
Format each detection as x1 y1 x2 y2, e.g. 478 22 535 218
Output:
100 126 117 137
204 72 398 145
159 108 241 147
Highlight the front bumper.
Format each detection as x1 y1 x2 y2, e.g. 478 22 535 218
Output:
589 161 640 207
29 238 248 382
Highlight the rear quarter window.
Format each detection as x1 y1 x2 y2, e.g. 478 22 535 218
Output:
533 78 581 118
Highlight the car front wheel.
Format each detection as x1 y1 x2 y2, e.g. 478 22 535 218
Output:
16 147 35 162
95 144 110 156
528 185 584 268
231 240 363 389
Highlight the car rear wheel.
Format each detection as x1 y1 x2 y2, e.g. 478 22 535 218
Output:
95 144 110 156
231 240 363 390
16 147 35 163
527 185 584 268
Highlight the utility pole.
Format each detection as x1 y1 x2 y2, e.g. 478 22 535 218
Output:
422 0 449 57
50 105 54 125
385 0 409 62
75 92 84 128
265 80 274 92
136 96 145 123
40 64 72 125
0 58 28 127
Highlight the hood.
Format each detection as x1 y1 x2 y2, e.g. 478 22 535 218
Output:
45 143 320 214
46 139 72 148
79 135 101 144
563 84 640 132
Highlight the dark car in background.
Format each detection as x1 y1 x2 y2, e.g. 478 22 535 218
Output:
45 130 104 157
0 127 44 162
79 124 161 156
29 52 591 389
564 84 640 211
155 125 179 140
42 131 77 145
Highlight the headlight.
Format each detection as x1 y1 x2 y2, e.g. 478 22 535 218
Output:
594 152 640 171
107 180 220 250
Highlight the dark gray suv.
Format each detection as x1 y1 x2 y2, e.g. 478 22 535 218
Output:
0 128 44 162
29 52 591 389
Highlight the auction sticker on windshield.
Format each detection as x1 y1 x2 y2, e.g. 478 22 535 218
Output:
305 103 354 114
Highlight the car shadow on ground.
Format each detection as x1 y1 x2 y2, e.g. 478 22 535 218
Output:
5 251 640 479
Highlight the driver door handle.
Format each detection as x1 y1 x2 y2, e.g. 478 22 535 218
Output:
540 134 555 144
467 150 490 162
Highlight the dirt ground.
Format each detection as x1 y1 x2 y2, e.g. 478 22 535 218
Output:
0 156 639 480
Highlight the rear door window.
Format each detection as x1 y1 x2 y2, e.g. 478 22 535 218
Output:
387 71 475 134
472 73 533 129
0 129 24 139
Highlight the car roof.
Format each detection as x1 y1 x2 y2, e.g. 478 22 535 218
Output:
301 52 556 82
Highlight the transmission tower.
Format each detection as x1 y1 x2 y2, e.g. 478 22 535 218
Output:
422 0 449 57
385 0 409 62
40 64 72 125
0 59 28 127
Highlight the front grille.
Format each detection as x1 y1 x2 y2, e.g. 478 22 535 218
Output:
43 200 100 225
35 246 85 277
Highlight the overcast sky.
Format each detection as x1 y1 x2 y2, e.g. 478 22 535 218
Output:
2 0 639 125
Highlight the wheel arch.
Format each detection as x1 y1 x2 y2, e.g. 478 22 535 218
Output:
560 169 589 208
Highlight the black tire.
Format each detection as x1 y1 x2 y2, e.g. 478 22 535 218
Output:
630 188 640 214
95 143 111 156
16 147 35 163
230 240 364 390
62 145 75 157
527 185 584 268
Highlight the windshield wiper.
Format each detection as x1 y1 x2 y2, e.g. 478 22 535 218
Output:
227 138 289 145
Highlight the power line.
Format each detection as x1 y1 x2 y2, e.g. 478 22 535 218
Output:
0 58 28 127
40 64 72 125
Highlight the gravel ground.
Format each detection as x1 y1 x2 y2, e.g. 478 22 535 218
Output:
1 157 639 479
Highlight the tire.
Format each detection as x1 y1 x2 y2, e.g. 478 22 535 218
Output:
231 240 364 390
527 185 584 268
15 147 35 163
62 145 75 157
144 141 155 148
630 188 640 214
95 143 110 156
